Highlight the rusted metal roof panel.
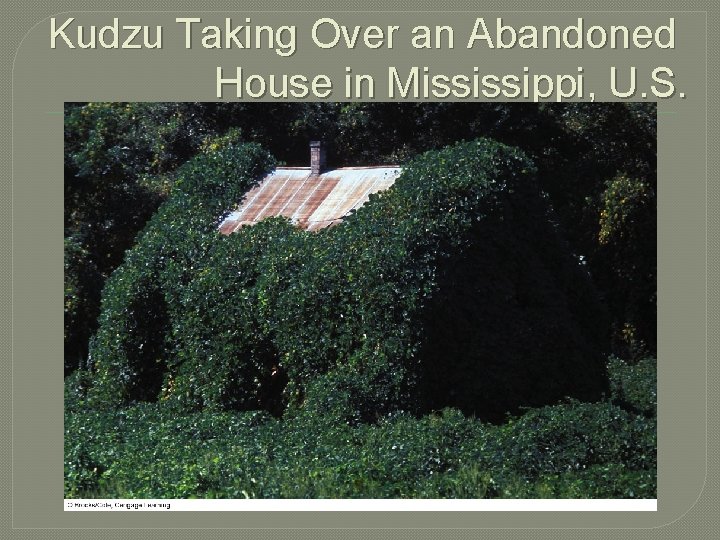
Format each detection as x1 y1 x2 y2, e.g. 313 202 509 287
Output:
294 177 341 228
219 166 402 233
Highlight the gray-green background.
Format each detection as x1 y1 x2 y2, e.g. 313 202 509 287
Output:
2 0 718 536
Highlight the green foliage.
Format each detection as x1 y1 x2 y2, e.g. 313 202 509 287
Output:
63 103 209 370
495 465 655 499
66 105 656 500
608 356 657 415
86 143 276 408
85 138 608 421
64 103 279 371
66 103 656 372
599 176 654 248
65 356 656 499
65 103 217 182
544 104 656 355
492 401 656 478
598 176 656 357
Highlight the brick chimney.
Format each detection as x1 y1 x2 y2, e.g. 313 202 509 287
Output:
310 140 326 176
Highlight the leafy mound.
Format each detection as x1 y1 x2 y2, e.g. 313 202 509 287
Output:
85 138 609 422
65 358 656 499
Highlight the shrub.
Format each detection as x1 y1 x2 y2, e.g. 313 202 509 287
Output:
65 368 656 499
608 356 657 415
492 400 656 478
86 143 276 408
597 175 656 358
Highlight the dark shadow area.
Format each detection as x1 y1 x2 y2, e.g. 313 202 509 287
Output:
416 215 610 423
255 339 289 418
125 287 170 403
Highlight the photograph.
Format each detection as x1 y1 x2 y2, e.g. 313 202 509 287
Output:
64 102 657 499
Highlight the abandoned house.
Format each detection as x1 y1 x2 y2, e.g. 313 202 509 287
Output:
86 136 611 420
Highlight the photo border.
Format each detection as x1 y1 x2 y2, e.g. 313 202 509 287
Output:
2 1 717 536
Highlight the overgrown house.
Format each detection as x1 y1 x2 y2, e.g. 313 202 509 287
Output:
87 138 610 422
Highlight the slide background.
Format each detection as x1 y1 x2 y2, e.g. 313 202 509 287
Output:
2 0 718 535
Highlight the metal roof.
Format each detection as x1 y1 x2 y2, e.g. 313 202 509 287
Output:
219 166 401 233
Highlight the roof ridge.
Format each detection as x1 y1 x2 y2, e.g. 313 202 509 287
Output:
275 165 401 171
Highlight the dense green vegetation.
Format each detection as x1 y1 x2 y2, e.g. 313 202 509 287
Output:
65 357 656 498
65 103 656 499
83 138 608 422
65 103 656 371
